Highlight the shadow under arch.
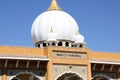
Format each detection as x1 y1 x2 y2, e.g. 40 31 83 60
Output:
56 72 84 80
10 72 41 80
92 75 110 80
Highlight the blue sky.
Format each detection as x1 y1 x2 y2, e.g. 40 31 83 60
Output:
0 0 120 52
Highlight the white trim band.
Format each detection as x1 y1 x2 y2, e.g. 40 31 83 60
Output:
0 56 49 61
90 60 120 65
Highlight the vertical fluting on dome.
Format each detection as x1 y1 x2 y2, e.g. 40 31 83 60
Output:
47 0 62 11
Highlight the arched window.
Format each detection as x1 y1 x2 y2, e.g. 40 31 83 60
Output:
74 45 77 47
52 42 56 46
38 44 40 48
65 42 69 47
43 43 46 47
11 72 41 80
11 77 18 80
92 75 110 80
56 73 83 80
58 41 62 46
79 44 83 48
71 45 74 47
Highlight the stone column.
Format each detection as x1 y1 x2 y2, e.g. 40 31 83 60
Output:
2 69 6 80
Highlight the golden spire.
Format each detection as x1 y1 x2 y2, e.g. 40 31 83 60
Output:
50 26 54 32
47 0 62 11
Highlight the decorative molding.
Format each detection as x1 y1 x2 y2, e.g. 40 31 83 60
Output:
0 56 49 61
55 71 85 80
9 71 42 80
92 74 111 80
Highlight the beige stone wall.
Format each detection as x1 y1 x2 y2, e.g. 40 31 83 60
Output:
53 65 87 80
89 51 120 61
0 46 45 57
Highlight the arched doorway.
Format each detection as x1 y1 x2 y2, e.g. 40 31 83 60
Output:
92 75 110 80
11 72 41 80
57 73 84 80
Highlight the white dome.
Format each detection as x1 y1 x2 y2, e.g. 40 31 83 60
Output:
47 27 57 41
74 33 85 43
31 10 79 43
47 32 57 41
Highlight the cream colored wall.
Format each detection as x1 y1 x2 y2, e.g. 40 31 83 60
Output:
45 46 91 80
89 51 120 61
0 46 46 57
0 46 120 80
0 46 48 80
90 51 120 80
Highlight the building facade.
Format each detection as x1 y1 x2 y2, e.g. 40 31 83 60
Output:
0 0 120 80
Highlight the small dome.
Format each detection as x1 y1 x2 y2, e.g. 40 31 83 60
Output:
47 27 57 41
74 32 85 43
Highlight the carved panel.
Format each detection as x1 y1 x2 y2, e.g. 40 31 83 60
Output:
53 51 87 59
53 65 87 80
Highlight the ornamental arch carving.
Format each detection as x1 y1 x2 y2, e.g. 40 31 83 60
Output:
10 72 41 80
55 71 85 80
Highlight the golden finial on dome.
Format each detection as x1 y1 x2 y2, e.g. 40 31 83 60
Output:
47 0 62 11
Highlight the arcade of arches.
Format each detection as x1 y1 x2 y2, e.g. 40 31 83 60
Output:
0 0 120 80
9 72 111 80
11 72 40 80
92 76 109 80
56 73 83 80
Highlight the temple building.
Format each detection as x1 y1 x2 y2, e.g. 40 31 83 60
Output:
0 0 120 80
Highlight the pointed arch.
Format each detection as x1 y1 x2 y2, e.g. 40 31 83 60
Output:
10 72 42 80
92 74 110 80
55 71 85 80
58 41 62 46
65 42 69 47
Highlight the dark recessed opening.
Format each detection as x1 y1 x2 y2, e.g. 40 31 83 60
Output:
71 45 74 47
38 44 40 47
79 44 83 48
75 45 77 47
11 77 18 80
43 43 46 47
65 42 69 47
52 42 55 46
58 41 62 46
